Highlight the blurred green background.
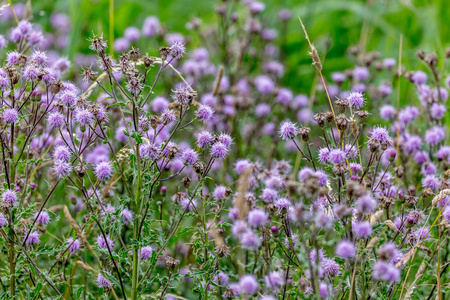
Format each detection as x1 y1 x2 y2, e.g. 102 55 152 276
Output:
8 0 449 100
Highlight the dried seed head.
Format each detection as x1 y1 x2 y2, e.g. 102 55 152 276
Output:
129 47 141 61
333 163 348 175
335 114 349 131
367 138 380 153
314 113 327 127
425 52 438 67
325 111 334 123
335 99 348 113
215 245 230 257
143 55 155 67
18 54 28 67
223 287 236 298
356 110 370 123
193 162 204 174
421 188 433 199
181 176 191 189
74 163 88 177
416 50 426 60
159 47 169 60
165 256 180 270
298 127 311 141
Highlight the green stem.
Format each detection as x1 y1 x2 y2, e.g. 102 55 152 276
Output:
131 142 142 300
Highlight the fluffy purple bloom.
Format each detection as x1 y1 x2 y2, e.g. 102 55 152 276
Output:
161 109 177 124
25 231 40 245
335 240 356 259
95 234 115 249
142 16 160 37
53 145 72 162
140 142 159 161
254 75 275 94
6 50 20 64
35 211 51 225
328 149 346 164
383 58 396 69
260 188 278 203
380 105 396 120
239 274 259 295
425 126 446 146
181 148 198 165
96 273 113 288
213 185 227 200
276 88 293 106
211 142 229 159
53 161 73 178
240 230 261 250
322 258 340 276
94 161 113 180
347 91 365 109
430 102 447 120
318 147 330 164
47 112 65 128
372 261 400 282
422 175 440 190
356 194 377 214
151 96 169 113
264 271 284 289
279 121 297 140
353 66 369 81
0 213 7 227
3 108 18 124
412 70 427 85
169 41 187 59
196 131 213 148
120 208 133 225
124 26 140 42
403 135 422 155
140 245 153 260
195 105 214 122
353 222 372 238
332 72 346 83
370 126 391 144
66 237 81 254
247 208 268 228
398 106 419 124
2 189 17 205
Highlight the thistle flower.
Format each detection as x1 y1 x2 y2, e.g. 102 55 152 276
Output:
278 121 297 140
353 66 369 81
335 240 356 259
379 104 396 120
211 142 229 159
161 109 177 124
53 145 72 162
346 91 365 109
353 222 372 238
95 234 114 249
52 161 73 178
66 237 81 254
94 161 113 180
247 208 268 228
328 149 346 164
181 148 198 166
47 112 65 127
239 274 259 295
140 142 159 161
356 194 377 214
96 273 113 288
372 260 400 282
425 126 445 146
24 231 40 245
89 34 108 53
254 75 275 94
0 213 7 227
169 41 186 59
35 211 51 225
140 245 153 260
264 271 284 289
196 131 213 148
322 258 340 276
2 189 17 205
119 208 133 225
239 230 261 250
195 105 214 122
3 108 18 124
142 16 160 37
